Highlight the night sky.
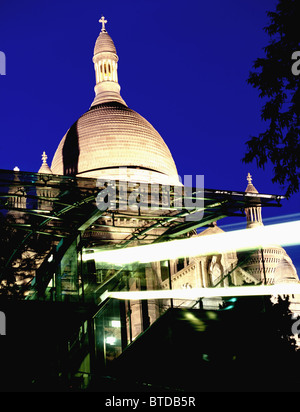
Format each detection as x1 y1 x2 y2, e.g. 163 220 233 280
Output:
0 0 299 269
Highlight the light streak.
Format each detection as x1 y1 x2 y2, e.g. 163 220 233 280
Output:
101 283 300 302
82 220 300 265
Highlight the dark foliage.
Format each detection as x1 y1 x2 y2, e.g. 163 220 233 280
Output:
244 0 300 197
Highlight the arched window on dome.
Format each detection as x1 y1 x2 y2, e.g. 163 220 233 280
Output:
96 63 100 83
99 62 103 82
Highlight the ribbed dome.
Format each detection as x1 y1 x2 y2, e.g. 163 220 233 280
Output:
94 31 117 55
274 255 298 283
50 18 180 185
242 245 298 285
51 102 179 183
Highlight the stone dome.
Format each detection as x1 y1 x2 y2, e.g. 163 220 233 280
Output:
274 254 298 284
94 31 117 55
240 245 297 285
51 102 179 184
50 18 180 185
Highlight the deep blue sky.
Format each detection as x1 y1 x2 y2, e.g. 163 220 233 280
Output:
0 0 299 268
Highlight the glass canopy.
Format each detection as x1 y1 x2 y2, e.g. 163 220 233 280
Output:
3 168 299 379
0 168 284 301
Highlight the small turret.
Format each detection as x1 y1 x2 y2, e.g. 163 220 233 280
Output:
91 16 126 107
244 173 263 228
38 152 53 174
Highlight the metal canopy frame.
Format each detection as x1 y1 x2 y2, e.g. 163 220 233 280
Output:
0 168 284 279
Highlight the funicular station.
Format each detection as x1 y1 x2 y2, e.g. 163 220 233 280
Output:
0 168 287 392
1 15 299 392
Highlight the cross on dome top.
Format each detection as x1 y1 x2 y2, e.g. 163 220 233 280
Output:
247 172 252 184
99 16 107 32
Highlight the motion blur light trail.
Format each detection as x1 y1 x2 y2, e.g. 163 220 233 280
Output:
103 283 300 301
91 220 300 301
83 220 300 266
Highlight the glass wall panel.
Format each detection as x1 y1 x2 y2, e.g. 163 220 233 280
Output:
93 299 125 368
56 239 80 302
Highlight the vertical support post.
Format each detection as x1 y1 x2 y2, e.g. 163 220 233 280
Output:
140 266 150 331
87 318 97 380
55 265 62 301
127 300 133 343
168 260 173 309
119 300 128 351
141 299 150 331
125 273 133 343
77 233 85 302
261 248 267 285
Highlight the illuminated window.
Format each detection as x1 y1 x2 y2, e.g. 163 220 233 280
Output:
105 336 116 345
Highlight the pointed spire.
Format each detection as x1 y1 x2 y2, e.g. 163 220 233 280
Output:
245 172 258 194
38 151 53 174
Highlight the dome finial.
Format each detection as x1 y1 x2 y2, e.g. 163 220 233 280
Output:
42 151 48 165
247 172 252 184
39 151 53 174
99 15 107 32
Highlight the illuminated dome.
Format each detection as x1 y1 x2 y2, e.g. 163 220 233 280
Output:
94 30 117 55
241 245 298 285
274 254 298 283
51 17 179 185
51 102 179 183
